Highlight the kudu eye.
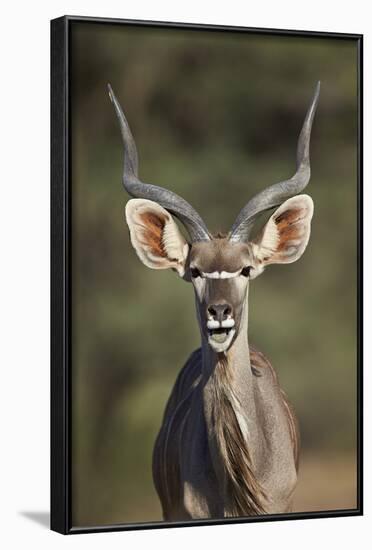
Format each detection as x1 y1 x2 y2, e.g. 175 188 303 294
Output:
191 267 201 278
241 266 252 277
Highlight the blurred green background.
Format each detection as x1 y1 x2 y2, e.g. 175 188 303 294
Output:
70 22 358 527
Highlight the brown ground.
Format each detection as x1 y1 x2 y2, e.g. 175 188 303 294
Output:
107 452 358 525
293 452 357 512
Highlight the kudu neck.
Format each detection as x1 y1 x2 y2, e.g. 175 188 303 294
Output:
200 291 251 380
200 289 263 510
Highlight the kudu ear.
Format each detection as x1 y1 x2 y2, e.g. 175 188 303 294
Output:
249 195 314 278
125 198 189 277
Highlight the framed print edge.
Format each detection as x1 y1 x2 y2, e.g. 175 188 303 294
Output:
356 33 364 518
51 16 70 535
50 15 363 535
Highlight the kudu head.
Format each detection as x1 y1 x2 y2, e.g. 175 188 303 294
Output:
109 83 319 354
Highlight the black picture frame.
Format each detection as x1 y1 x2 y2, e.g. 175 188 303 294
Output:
51 15 363 535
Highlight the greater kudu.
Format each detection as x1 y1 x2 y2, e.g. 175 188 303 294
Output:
109 82 320 519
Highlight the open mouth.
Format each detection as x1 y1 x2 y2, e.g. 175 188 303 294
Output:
207 326 236 352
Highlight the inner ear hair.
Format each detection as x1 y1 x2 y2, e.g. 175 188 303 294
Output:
125 198 189 276
252 194 314 267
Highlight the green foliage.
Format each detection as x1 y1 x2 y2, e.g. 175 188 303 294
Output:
70 22 358 525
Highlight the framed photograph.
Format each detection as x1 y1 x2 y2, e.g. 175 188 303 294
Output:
51 15 363 534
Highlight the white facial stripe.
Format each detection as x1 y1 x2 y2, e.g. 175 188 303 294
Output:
202 269 241 279
201 271 220 279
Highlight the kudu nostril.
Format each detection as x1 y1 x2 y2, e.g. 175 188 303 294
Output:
223 306 232 317
208 306 217 318
208 304 233 323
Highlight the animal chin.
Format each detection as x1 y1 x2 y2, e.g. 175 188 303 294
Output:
208 327 236 353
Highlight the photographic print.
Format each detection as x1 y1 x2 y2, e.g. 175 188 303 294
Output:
51 16 362 533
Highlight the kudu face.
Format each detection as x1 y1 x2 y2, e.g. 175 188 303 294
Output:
189 239 252 352
109 83 320 354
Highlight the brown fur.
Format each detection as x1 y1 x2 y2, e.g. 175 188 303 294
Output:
275 208 302 227
140 211 168 258
277 226 301 251
275 207 305 254
190 239 251 274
